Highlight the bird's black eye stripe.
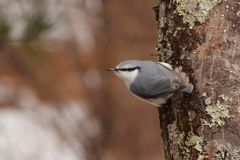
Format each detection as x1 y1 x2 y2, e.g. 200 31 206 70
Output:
116 66 141 72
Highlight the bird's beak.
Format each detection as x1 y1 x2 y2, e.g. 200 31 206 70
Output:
106 68 117 72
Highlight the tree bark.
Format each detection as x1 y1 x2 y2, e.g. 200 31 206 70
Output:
156 0 240 159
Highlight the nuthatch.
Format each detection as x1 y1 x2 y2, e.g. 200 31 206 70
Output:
107 60 193 106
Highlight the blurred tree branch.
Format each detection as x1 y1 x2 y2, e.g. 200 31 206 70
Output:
0 11 11 45
22 0 53 41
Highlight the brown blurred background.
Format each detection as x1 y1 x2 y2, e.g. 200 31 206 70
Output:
0 0 164 159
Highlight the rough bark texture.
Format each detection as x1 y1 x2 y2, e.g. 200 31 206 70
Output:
156 0 240 159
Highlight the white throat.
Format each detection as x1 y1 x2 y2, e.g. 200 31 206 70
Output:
115 69 139 88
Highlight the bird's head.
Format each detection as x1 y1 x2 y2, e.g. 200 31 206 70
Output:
107 61 141 87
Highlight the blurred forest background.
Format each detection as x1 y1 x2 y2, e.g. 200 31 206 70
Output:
0 0 164 159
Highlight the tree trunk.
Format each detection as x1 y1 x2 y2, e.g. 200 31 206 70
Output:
156 0 240 159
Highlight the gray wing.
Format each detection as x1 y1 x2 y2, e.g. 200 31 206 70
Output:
129 63 187 98
145 76 186 98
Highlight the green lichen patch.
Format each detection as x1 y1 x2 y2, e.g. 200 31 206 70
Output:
205 97 211 105
156 28 174 60
204 97 231 128
185 135 203 152
172 0 222 29
198 155 206 160
167 123 190 159
176 132 185 145
173 27 183 37
215 146 229 159
160 17 167 28
231 149 240 160
168 123 185 145
182 151 191 160
219 95 229 101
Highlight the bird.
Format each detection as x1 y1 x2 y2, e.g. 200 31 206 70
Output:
106 60 193 107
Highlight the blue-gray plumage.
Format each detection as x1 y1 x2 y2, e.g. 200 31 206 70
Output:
107 60 193 106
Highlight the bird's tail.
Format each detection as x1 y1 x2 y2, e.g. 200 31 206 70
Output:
181 83 194 93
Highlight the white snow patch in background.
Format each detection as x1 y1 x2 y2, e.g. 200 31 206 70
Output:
0 108 85 160
0 82 100 160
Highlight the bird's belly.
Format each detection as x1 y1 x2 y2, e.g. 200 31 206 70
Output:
133 94 173 106
146 97 168 106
